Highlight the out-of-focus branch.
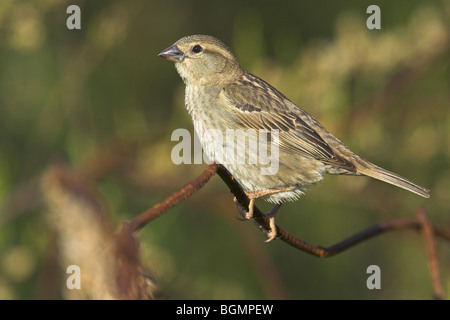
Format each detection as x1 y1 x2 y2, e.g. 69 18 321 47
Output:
417 207 444 300
41 163 156 299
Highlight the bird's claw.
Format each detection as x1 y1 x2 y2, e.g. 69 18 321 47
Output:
263 213 279 242
264 233 277 243
233 197 249 220
233 197 254 220
233 197 281 242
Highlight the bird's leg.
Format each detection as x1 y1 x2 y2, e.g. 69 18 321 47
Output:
264 203 282 242
233 197 281 242
233 197 255 220
246 198 255 219
240 188 289 220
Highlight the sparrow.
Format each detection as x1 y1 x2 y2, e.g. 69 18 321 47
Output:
158 34 430 241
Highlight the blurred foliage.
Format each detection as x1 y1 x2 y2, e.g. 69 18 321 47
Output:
0 0 449 299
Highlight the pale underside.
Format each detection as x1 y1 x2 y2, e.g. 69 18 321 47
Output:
184 79 356 203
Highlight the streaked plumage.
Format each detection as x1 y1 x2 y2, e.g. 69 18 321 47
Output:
158 35 429 238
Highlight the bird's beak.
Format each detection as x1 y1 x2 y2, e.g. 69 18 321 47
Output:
158 44 184 62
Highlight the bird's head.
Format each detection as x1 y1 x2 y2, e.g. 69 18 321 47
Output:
158 35 242 86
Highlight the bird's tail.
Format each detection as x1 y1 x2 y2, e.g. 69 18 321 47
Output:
356 162 430 198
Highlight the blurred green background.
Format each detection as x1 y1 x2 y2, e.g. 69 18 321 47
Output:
0 0 449 299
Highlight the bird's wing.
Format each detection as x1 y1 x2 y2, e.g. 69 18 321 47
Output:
221 72 356 171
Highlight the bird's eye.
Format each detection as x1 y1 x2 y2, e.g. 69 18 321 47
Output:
192 45 203 53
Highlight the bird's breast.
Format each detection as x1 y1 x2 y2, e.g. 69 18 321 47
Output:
183 84 325 201
185 85 227 159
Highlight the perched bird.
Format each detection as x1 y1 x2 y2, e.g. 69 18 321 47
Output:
158 34 430 241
